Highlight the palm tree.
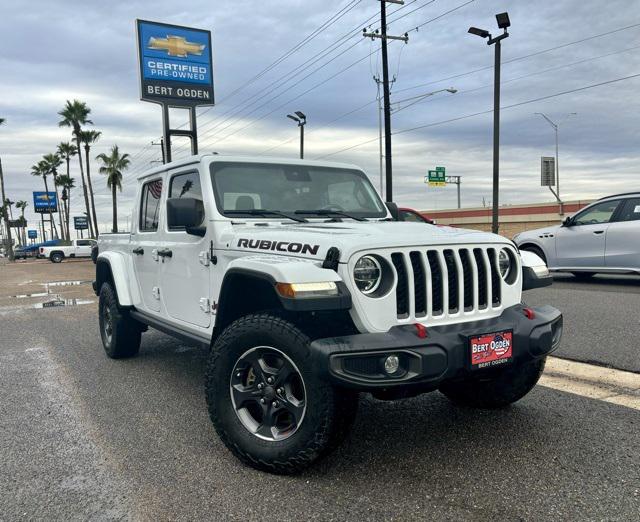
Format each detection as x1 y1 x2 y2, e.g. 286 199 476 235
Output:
56 174 75 238
57 142 78 239
4 197 14 220
31 160 56 239
0 117 13 259
78 129 101 236
43 153 64 239
97 145 130 233
58 100 95 238
15 200 28 245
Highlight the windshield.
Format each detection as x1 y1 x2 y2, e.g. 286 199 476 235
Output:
210 162 387 219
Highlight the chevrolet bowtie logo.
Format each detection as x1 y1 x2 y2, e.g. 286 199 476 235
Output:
148 35 205 58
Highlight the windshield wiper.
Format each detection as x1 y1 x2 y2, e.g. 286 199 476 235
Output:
294 209 367 222
225 209 308 223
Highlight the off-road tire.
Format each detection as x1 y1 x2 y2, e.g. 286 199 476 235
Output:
98 282 141 359
50 252 64 263
439 357 546 409
572 272 594 280
205 313 358 474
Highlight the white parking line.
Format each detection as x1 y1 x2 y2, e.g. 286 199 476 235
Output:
541 357 640 410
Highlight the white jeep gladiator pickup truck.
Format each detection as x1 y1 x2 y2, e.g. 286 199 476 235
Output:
41 238 96 263
94 155 561 474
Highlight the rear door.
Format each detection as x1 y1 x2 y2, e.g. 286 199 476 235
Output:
604 197 640 270
554 199 622 268
133 177 164 313
159 168 212 328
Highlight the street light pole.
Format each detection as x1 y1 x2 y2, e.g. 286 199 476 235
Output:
469 12 511 235
286 111 307 159
491 37 502 235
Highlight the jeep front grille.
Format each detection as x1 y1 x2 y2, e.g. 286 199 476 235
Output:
389 247 502 319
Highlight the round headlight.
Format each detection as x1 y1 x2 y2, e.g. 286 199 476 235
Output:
354 255 382 294
498 249 511 279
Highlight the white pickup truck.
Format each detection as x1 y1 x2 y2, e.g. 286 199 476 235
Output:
40 238 96 263
95 155 561 474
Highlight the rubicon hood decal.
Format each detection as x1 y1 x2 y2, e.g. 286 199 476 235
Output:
237 238 320 256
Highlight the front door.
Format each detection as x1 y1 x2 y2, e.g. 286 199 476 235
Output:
133 178 164 313
554 199 622 268
159 169 212 328
605 198 640 270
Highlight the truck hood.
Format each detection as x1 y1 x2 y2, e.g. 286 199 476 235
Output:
219 221 511 262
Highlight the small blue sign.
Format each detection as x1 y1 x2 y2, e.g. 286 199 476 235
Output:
73 216 89 230
137 19 214 106
33 191 58 213
28 230 37 239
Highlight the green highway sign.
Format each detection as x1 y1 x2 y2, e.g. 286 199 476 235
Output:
426 168 446 187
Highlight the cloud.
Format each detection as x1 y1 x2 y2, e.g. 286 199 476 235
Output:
1 0 639 235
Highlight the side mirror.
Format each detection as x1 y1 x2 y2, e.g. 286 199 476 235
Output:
167 198 206 237
562 216 573 227
385 202 400 221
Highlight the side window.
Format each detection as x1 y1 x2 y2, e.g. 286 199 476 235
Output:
401 210 423 223
169 171 202 201
168 172 204 230
76 240 91 246
140 179 163 232
615 198 640 222
573 200 620 226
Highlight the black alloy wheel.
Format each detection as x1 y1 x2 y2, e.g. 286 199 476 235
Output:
230 346 306 441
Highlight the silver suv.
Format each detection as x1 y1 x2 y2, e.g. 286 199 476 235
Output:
514 192 640 279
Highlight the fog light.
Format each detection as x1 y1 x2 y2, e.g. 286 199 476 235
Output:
384 355 400 374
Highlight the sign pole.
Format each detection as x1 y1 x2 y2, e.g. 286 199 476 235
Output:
137 19 214 163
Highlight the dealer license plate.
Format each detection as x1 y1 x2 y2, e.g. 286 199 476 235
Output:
469 330 513 370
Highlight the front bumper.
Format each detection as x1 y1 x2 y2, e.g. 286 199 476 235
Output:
310 304 562 391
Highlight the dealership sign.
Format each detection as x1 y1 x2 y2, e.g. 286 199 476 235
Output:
33 191 58 213
73 216 89 230
136 19 214 107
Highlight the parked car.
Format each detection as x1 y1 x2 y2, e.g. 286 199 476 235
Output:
40 238 96 263
514 192 640 279
94 154 559 474
398 207 435 224
13 244 39 259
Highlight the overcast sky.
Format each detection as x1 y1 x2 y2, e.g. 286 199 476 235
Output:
1 0 639 233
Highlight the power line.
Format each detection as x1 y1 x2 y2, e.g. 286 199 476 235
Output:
202 0 471 147
316 72 640 158
218 0 364 104
193 0 426 141
394 20 640 95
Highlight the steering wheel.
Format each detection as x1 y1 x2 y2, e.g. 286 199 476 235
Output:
320 204 345 211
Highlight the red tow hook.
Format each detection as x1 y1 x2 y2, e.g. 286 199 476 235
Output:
414 323 428 338
523 307 536 320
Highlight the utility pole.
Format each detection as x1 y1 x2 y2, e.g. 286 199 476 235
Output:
469 12 511 235
152 138 166 164
364 1 408 202
0 158 13 260
374 76 384 197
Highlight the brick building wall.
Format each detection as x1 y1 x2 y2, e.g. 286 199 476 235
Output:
421 200 593 239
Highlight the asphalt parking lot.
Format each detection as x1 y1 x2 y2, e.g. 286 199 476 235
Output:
1 260 638 520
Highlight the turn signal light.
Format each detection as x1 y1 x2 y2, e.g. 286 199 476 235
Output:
275 281 338 299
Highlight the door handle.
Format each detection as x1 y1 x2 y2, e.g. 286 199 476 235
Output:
593 230 605 235
157 248 173 258
132 247 144 255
